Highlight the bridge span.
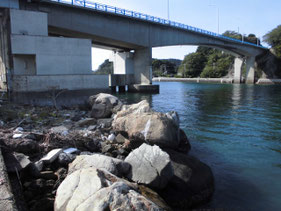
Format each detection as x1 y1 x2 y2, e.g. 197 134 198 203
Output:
0 0 267 99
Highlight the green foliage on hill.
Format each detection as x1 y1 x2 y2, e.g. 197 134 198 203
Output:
263 25 281 58
152 59 182 77
93 59 113 75
178 31 261 78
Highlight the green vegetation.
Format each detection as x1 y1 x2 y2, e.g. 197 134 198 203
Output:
93 59 113 75
152 59 181 77
263 25 281 58
178 31 261 78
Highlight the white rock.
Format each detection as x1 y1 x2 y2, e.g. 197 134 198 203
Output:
41 149 63 163
14 127 24 133
63 148 78 154
13 133 23 139
68 154 131 177
107 134 115 142
55 168 163 211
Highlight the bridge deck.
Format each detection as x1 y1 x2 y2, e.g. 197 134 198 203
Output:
46 0 266 49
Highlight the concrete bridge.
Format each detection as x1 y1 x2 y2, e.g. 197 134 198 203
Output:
0 0 267 99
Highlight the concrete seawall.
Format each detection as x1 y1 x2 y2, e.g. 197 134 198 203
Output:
0 148 18 211
153 77 234 84
256 79 281 85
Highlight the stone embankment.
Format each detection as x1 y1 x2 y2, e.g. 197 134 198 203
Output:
153 77 234 84
0 93 214 211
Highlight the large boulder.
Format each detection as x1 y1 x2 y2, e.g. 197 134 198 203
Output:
55 168 165 211
68 154 131 177
89 93 123 119
125 143 173 189
113 112 180 149
160 149 214 209
115 100 151 119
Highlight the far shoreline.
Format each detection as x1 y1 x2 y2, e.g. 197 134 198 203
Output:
152 77 281 85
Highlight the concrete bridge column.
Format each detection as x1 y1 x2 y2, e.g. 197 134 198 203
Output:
133 47 152 85
245 56 256 84
234 57 244 84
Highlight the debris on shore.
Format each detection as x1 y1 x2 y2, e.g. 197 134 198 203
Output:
0 93 214 211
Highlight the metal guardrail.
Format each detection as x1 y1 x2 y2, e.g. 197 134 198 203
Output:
49 0 267 49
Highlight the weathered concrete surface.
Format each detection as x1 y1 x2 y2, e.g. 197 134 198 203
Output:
0 149 18 211
11 34 92 75
12 74 109 92
10 9 48 36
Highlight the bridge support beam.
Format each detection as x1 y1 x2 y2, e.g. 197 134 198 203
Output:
234 57 244 84
133 47 152 85
245 56 256 84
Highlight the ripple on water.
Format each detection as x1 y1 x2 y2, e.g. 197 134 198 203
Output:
115 82 281 211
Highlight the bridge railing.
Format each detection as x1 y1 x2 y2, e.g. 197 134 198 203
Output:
49 0 266 49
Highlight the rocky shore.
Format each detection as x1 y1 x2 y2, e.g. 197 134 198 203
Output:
0 93 214 211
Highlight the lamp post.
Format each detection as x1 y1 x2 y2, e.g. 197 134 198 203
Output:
209 4 220 34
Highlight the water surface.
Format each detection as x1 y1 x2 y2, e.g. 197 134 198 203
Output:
116 82 281 211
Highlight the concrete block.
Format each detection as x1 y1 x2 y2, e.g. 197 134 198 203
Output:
10 9 48 36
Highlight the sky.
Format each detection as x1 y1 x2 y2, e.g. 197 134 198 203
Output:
90 0 281 70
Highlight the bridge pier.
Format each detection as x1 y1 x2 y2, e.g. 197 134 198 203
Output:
133 47 152 85
111 47 159 93
245 56 256 84
234 57 244 84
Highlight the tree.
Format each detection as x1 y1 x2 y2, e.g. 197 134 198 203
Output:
200 52 234 78
152 59 181 77
93 59 113 75
178 52 207 77
263 25 281 58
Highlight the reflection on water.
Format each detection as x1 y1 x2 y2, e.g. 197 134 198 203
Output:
115 82 281 211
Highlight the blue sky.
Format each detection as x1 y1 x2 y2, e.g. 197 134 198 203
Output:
91 0 281 69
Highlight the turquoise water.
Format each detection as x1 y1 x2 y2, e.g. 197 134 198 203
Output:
116 82 281 211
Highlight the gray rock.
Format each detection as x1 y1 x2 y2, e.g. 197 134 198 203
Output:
113 111 180 149
15 139 39 155
177 129 191 153
57 153 76 166
68 154 131 177
89 93 123 119
161 149 215 209
4 152 31 172
50 126 69 136
55 168 164 211
75 118 97 127
115 133 129 144
79 151 93 155
97 118 113 128
165 111 180 127
125 143 174 189
84 138 101 152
